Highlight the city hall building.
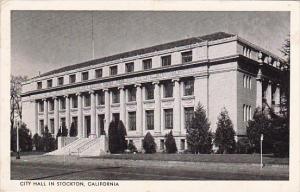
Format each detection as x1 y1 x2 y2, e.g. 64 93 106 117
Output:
21 32 284 155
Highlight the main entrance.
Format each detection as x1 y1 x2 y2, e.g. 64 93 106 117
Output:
84 116 91 138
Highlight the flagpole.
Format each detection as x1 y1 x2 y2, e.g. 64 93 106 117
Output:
260 134 263 168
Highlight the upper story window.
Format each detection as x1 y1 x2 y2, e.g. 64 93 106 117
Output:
47 79 53 88
110 66 118 76
125 62 134 73
82 71 89 81
145 84 154 100
97 91 105 105
37 82 42 90
243 75 252 89
164 81 173 98
60 97 66 110
112 89 120 103
161 55 171 66
39 101 44 112
143 59 152 70
183 79 194 96
95 69 102 78
84 94 91 107
181 51 192 63
128 87 136 102
128 112 136 131
49 100 54 111
72 96 78 109
146 110 154 130
58 77 64 86
69 74 76 84
164 109 173 129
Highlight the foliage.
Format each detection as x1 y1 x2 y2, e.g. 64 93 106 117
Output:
11 123 33 152
33 133 43 151
186 103 213 154
214 108 236 154
41 126 56 152
69 122 77 137
127 140 138 153
236 137 252 154
108 120 127 153
164 131 177 153
142 132 156 154
10 75 27 130
56 124 68 137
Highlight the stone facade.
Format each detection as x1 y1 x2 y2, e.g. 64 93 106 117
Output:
21 32 284 152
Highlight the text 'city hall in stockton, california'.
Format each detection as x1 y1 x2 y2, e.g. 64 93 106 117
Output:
21 32 285 155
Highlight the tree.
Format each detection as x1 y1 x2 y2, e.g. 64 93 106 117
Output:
164 131 177 153
11 123 33 152
33 133 43 151
56 124 68 137
117 120 127 153
69 122 77 137
10 75 27 131
127 140 138 153
41 126 56 152
246 107 273 153
214 108 236 154
143 132 156 154
108 120 127 153
186 103 213 154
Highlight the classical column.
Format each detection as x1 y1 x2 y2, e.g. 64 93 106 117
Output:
135 83 142 135
90 90 96 138
256 52 263 108
104 88 110 135
153 81 161 133
53 97 59 136
43 99 48 130
34 101 38 135
274 83 281 113
65 95 70 136
119 86 125 123
266 80 272 107
77 93 83 138
172 78 181 134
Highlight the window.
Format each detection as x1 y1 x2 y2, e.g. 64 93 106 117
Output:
71 116 78 136
98 115 105 135
39 120 44 134
112 89 120 103
184 79 194 96
243 75 252 89
47 79 53 88
49 119 54 134
160 139 165 150
125 62 134 73
184 107 194 129
97 91 105 105
95 69 102 78
110 66 118 76
72 96 78 108
143 59 152 70
58 77 64 86
161 55 171 66
49 100 54 111
181 51 192 63
128 87 136 102
243 104 252 122
60 117 66 128
84 94 91 107
128 112 136 131
146 110 154 130
164 82 173 98
69 74 76 84
37 82 42 90
145 84 154 100
39 101 44 112
60 97 66 110
82 71 89 81
164 109 173 129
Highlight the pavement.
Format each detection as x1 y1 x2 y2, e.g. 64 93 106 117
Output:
11 155 289 180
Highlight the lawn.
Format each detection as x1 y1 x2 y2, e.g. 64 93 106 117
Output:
10 151 46 157
99 153 289 165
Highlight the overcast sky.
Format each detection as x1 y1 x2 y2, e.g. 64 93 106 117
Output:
11 11 290 77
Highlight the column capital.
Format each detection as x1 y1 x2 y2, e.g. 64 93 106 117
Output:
135 83 142 88
152 81 160 85
89 90 95 94
63 94 69 98
75 92 82 96
103 88 109 92
42 98 47 101
172 78 180 82
118 85 124 90
52 96 58 100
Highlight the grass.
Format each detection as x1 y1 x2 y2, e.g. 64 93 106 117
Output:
10 151 46 157
99 153 289 165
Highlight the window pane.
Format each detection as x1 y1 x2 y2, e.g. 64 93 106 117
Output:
37 82 42 89
182 51 192 63
95 69 102 78
110 66 118 75
60 98 66 110
69 75 76 83
184 79 194 96
84 95 91 107
164 109 173 129
164 82 173 98
97 91 105 105
82 72 89 81
39 101 44 112
47 80 52 88
128 87 136 102
72 96 78 108
126 62 134 73
146 110 154 130
184 107 194 129
162 55 171 66
146 84 154 100
128 112 136 130
112 89 120 103
143 59 152 70
58 77 64 85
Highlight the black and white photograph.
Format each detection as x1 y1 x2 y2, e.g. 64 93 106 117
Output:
1 1 300 192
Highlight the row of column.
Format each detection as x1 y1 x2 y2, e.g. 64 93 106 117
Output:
38 78 187 138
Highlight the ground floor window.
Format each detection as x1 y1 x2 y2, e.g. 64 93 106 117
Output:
39 119 44 134
49 119 54 134
146 110 154 130
160 139 165 150
98 114 105 135
184 107 194 129
180 139 185 150
128 112 136 131
164 109 173 129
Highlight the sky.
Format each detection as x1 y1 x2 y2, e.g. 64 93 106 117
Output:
11 11 290 78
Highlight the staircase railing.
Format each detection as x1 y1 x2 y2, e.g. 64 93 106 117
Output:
77 138 99 156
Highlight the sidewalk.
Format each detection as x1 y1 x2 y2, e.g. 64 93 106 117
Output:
11 154 289 179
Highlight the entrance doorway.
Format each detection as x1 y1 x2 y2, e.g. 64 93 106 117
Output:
84 116 91 138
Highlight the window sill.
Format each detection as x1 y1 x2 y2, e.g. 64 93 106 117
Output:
111 103 120 107
96 105 105 108
143 100 154 104
83 106 91 110
161 97 174 102
126 101 137 105
182 95 195 100
59 109 66 112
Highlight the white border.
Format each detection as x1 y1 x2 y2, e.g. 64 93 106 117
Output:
1 1 300 192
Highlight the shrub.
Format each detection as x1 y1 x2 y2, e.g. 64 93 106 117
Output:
41 126 56 152
33 133 43 151
143 132 156 154
165 131 177 153
127 140 138 153
69 122 77 137
236 137 252 154
214 108 236 154
11 123 33 152
108 120 127 153
186 102 213 154
56 124 68 137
